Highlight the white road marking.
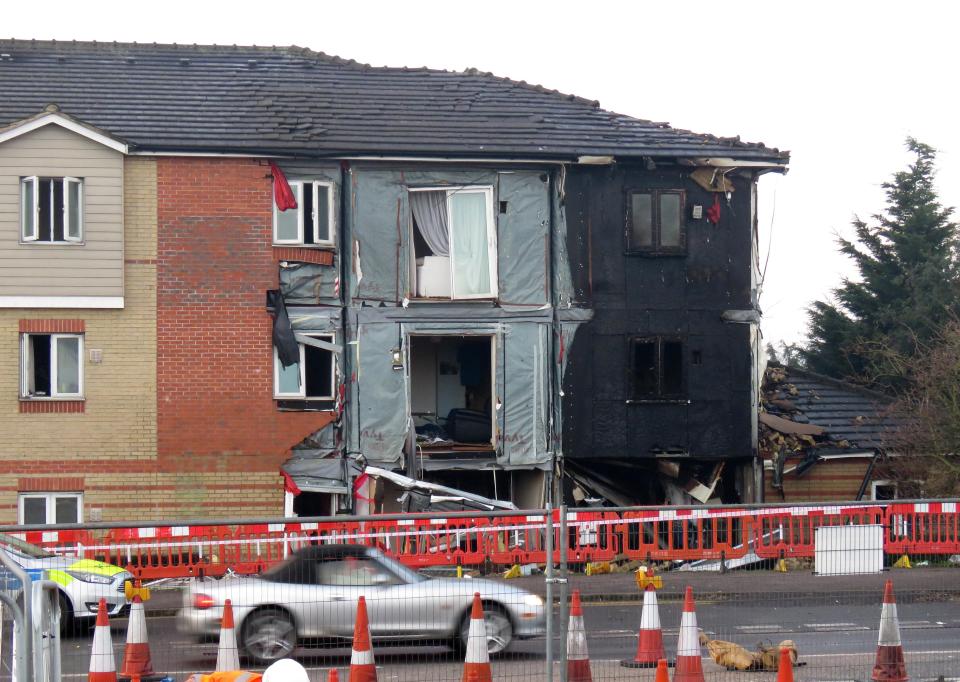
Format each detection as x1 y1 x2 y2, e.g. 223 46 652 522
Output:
804 622 870 631
735 624 783 632
900 620 937 629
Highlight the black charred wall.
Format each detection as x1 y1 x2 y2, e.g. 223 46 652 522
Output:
562 163 755 460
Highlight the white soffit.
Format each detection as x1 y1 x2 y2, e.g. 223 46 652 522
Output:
0 112 128 154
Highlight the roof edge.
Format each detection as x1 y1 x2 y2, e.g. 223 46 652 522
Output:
0 106 128 154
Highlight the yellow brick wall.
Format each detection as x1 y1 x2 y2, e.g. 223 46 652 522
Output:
0 157 158 522
0 157 286 524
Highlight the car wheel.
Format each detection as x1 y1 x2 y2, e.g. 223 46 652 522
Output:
458 603 513 655
240 607 297 665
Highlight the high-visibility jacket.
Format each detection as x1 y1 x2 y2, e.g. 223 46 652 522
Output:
184 672 263 682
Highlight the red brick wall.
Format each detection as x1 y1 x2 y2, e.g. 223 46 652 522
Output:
156 157 333 474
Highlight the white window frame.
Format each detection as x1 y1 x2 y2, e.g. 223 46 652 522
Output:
272 181 336 247
870 479 898 501
19 177 84 244
63 176 83 243
20 176 38 242
17 492 83 525
20 332 85 399
273 332 336 400
272 180 304 245
311 182 336 247
410 185 498 300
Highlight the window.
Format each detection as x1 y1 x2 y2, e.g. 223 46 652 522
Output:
18 492 82 524
20 177 84 243
20 333 83 399
273 181 334 246
626 189 684 253
316 558 399 586
274 333 336 400
410 186 497 299
630 337 684 399
871 480 898 501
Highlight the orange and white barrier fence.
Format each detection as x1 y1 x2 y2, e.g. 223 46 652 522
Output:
7 501 959 580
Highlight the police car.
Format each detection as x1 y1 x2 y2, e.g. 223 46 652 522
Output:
0 532 131 632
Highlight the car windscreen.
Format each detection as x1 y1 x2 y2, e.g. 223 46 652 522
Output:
0 532 55 559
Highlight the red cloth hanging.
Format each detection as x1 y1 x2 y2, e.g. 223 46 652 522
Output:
280 469 302 496
706 194 721 225
270 162 298 211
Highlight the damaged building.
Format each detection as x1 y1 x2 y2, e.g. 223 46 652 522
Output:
0 40 788 521
760 365 899 502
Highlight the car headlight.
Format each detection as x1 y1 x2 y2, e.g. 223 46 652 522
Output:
522 594 544 607
66 570 114 585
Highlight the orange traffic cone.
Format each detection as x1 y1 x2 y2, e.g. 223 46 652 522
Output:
349 596 377 682
215 599 240 672
776 645 794 682
872 580 908 682
567 590 592 682
462 593 493 682
329 669 340 682
89 598 117 682
654 659 670 682
673 586 704 682
119 595 162 682
622 583 666 667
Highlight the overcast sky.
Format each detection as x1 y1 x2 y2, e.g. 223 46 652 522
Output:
6 1 957 347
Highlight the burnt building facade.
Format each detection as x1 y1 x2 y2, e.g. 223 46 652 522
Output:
561 162 771 504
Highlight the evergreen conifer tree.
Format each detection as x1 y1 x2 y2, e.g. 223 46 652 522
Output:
803 139 958 391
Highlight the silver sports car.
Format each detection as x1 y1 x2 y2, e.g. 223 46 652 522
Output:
177 544 545 664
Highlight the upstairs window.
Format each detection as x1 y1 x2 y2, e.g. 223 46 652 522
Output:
630 337 683 399
410 186 497 299
626 190 684 253
21 177 84 244
273 181 334 247
20 333 84 399
19 492 83 525
274 333 336 400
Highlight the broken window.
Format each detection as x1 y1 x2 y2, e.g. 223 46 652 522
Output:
410 335 494 448
21 177 83 243
626 190 684 253
19 492 82 524
273 181 334 246
20 333 83 399
410 187 497 299
274 333 336 400
630 337 684 399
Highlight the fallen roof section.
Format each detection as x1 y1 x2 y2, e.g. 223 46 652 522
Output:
0 40 788 164
761 365 898 449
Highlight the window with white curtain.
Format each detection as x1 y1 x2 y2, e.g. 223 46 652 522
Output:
410 186 497 299
20 333 84 399
18 492 83 524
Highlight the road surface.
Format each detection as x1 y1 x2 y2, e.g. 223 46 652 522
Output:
48 591 960 681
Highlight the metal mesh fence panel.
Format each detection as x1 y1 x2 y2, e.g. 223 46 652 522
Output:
0 500 958 680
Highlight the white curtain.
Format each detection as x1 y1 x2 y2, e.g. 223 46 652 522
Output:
450 192 491 296
410 191 449 256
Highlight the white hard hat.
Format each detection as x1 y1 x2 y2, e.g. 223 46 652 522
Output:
262 658 310 682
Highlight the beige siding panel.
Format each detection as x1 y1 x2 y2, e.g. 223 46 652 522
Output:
0 124 124 301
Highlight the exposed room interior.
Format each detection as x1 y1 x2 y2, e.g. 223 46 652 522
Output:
410 334 494 451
